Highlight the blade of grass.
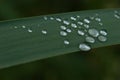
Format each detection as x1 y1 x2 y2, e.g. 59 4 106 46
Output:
0 9 120 69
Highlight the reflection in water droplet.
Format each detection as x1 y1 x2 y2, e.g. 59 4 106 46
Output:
100 30 107 36
28 29 32 33
64 40 70 45
88 28 99 37
79 43 91 51
42 30 47 35
60 26 67 30
60 31 67 36
78 30 85 36
85 36 95 43
98 36 107 42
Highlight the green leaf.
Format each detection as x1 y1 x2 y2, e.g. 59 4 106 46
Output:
0 9 120 69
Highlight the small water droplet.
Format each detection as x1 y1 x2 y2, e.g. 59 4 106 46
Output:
95 17 101 22
22 25 26 28
70 17 77 21
88 28 99 37
28 29 32 33
77 30 85 36
56 18 62 22
100 30 107 36
50 17 54 20
79 43 91 51
114 14 120 19
60 26 67 30
14 26 18 29
84 24 90 28
85 36 95 43
60 31 67 36
77 15 80 18
44 16 48 20
99 22 103 26
63 20 70 25
42 30 47 34
89 16 94 20
78 21 83 25
98 36 107 42
71 23 77 28
64 40 70 45
66 28 72 33
84 19 90 24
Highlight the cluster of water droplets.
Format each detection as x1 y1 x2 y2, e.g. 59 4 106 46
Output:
12 12 109 52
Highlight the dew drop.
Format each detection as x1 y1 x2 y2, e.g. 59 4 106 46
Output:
98 36 107 42
77 30 85 36
50 17 54 20
77 15 80 18
56 18 62 22
60 26 67 30
22 25 26 28
60 31 67 36
84 24 90 28
64 40 70 45
100 30 107 36
114 14 120 19
28 29 32 33
85 36 95 43
89 16 94 20
88 28 99 37
70 17 77 21
84 19 90 24
14 26 18 29
44 16 48 20
42 30 47 35
79 43 91 51
99 22 103 26
78 21 83 25
63 20 70 25
71 23 77 28
66 28 72 33
95 17 101 22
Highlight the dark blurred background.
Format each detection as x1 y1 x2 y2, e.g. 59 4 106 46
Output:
0 0 120 80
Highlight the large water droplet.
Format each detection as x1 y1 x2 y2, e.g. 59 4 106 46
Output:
79 43 91 51
42 30 47 35
98 36 107 42
85 36 95 43
100 30 107 36
88 28 99 37
64 40 70 45
77 30 85 36
60 31 67 36
60 26 67 30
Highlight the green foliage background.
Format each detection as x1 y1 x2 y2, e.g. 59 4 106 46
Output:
0 0 120 80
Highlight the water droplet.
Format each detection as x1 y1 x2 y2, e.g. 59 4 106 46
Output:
100 30 107 36
71 23 77 28
56 18 62 22
84 19 90 24
22 25 26 28
79 43 91 51
99 22 103 26
88 28 99 37
63 20 70 25
28 29 32 33
70 17 77 21
78 21 83 25
60 26 67 30
114 14 120 19
77 15 80 18
64 40 70 45
44 16 48 20
42 30 47 34
60 31 67 36
14 26 18 29
95 17 101 22
50 17 54 20
77 30 85 36
85 36 95 43
84 24 90 28
98 36 107 42
66 28 72 33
